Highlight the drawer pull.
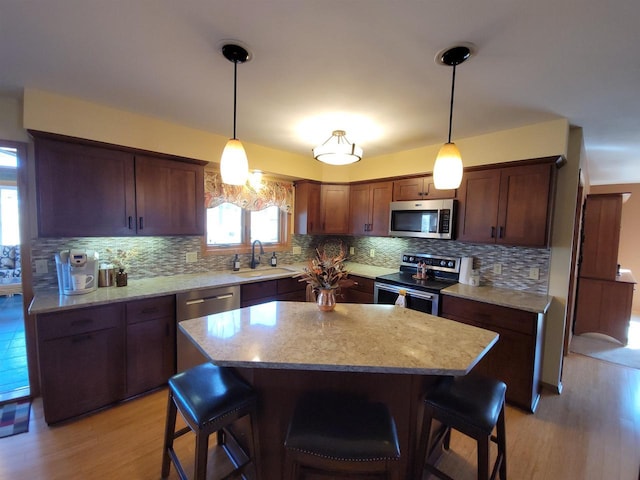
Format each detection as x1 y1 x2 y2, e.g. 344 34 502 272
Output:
70 318 92 327
141 307 159 314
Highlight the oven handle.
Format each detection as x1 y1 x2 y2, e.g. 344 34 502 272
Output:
374 282 435 301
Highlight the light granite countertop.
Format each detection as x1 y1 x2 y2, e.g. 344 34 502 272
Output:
29 262 397 315
178 301 499 375
442 283 552 314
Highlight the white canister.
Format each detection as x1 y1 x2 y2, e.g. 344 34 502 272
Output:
469 269 480 287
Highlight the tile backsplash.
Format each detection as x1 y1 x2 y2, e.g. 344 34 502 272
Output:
30 234 549 294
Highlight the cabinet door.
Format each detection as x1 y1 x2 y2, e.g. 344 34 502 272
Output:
368 182 393 236
321 184 350 234
241 280 278 307
35 138 136 237
423 176 457 199
349 184 371 235
135 155 204 235
294 181 322 234
39 326 125 424
392 177 425 201
580 194 622 280
497 163 553 247
456 169 501 243
126 316 175 396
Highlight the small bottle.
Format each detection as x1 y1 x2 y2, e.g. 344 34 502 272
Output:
270 252 277 267
416 261 423 279
233 254 240 271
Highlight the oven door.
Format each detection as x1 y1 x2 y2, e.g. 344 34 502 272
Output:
373 282 440 316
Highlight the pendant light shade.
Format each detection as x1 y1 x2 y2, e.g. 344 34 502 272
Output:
433 45 472 190
313 130 363 165
220 43 250 185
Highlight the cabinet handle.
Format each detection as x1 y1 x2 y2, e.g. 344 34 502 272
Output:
491 226 496 238
141 307 158 314
128 216 133 230
71 318 92 327
364 223 368 232
139 217 144 230
498 226 504 238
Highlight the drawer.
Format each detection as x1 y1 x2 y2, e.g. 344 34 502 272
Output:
277 277 306 295
38 303 124 341
126 295 175 325
441 295 536 335
349 275 374 294
241 280 278 302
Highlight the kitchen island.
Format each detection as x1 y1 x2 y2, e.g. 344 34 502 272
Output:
179 301 499 479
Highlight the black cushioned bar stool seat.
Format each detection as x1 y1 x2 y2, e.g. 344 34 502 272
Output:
284 392 402 479
161 363 260 480
414 375 507 480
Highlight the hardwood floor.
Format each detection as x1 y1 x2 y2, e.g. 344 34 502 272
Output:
1 352 639 479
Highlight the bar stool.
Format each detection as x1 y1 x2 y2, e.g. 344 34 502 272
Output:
161 363 260 480
284 391 402 479
414 375 507 480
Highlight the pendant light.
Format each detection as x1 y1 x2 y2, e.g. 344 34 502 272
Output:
220 43 250 185
313 130 363 165
433 45 472 190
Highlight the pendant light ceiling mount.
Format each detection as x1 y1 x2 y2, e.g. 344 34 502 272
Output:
219 42 251 186
432 43 476 190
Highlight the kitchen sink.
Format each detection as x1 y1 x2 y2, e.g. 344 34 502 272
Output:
232 267 299 278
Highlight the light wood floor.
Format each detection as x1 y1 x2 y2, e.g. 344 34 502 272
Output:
1 352 639 479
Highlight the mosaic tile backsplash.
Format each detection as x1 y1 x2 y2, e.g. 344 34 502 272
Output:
30 234 549 294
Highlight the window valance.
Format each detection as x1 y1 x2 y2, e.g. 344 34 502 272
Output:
204 170 294 213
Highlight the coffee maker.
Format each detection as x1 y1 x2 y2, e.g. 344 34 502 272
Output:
55 249 99 295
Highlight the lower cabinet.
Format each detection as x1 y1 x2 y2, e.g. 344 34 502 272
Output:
36 296 176 424
240 277 307 307
441 295 544 412
340 275 375 304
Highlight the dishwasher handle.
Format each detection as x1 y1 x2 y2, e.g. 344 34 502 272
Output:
184 293 234 306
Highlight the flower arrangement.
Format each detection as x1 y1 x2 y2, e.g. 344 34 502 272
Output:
296 245 349 291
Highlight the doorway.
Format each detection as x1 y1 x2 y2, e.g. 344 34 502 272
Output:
0 143 28 402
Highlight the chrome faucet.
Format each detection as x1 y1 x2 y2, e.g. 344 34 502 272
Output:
250 240 264 269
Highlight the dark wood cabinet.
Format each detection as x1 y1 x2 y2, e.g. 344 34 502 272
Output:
294 181 322 235
125 296 176 397
441 295 544 412
392 175 456 201
340 275 375 304
457 160 557 247
349 181 392 236
33 133 205 237
37 303 126 424
241 277 307 307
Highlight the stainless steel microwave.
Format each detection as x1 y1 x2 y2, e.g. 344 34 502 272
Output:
388 199 455 239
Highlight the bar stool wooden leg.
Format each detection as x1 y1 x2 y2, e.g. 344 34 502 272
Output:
161 392 177 478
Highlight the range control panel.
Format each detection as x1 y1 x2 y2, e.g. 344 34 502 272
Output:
400 253 460 274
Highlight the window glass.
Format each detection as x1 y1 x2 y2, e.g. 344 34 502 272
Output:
206 202 242 245
0 187 19 245
250 206 279 243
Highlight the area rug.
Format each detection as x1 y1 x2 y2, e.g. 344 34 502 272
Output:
570 334 640 370
0 399 31 438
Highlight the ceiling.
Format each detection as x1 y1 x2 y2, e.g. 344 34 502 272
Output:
1 1 639 185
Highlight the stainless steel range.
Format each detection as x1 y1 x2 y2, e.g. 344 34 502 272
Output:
374 253 461 315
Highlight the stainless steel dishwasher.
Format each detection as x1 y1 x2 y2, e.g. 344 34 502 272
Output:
176 285 240 372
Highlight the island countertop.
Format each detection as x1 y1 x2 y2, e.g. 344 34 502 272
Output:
178 301 499 376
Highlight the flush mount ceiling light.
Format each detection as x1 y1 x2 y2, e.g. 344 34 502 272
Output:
220 43 250 185
433 44 473 190
313 130 363 165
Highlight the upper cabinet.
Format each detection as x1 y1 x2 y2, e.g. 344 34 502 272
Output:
393 175 456 201
349 181 392 236
457 158 561 247
579 193 624 280
294 182 350 235
33 133 205 237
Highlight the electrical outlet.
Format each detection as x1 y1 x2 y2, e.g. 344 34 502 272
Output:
493 263 502 275
349 247 355 255
185 252 198 263
35 259 48 274
369 249 375 258
529 267 540 280
292 246 302 255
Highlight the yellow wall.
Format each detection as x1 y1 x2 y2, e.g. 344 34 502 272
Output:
590 184 640 313
20 88 577 390
0 96 29 142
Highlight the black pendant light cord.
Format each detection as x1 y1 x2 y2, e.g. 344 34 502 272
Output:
232 60 238 140
447 63 457 144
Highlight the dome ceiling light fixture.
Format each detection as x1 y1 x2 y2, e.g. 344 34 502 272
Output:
220 43 250 185
433 44 474 190
313 130 363 166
